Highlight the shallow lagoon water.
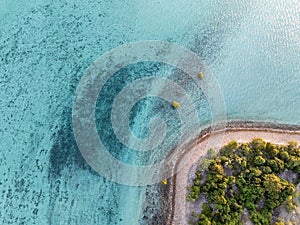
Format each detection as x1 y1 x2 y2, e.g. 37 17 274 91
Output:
0 0 299 224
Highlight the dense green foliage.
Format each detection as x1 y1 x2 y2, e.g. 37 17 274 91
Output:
187 139 300 225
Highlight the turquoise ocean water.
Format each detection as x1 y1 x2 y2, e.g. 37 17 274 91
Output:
0 0 299 224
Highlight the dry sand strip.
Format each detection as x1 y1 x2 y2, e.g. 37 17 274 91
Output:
167 123 300 225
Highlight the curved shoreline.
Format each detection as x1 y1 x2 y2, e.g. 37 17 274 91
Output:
167 121 300 225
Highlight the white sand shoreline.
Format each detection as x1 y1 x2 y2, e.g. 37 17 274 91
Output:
167 125 300 225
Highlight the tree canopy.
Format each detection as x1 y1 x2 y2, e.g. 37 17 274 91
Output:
186 138 300 225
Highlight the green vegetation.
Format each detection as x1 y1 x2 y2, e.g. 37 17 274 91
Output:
187 138 300 225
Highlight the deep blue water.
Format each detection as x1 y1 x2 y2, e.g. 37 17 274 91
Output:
0 0 299 224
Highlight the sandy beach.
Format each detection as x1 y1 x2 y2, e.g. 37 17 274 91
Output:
167 121 300 225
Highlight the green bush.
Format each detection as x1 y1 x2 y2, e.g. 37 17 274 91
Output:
198 158 213 171
279 151 290 161
254 156 266 165
186 138 300 225
267 158 284 173
265 142 279 158
198 216 211 225
273 222 284 225
220 140 238 156
251 138 266 151
207 148 217 159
